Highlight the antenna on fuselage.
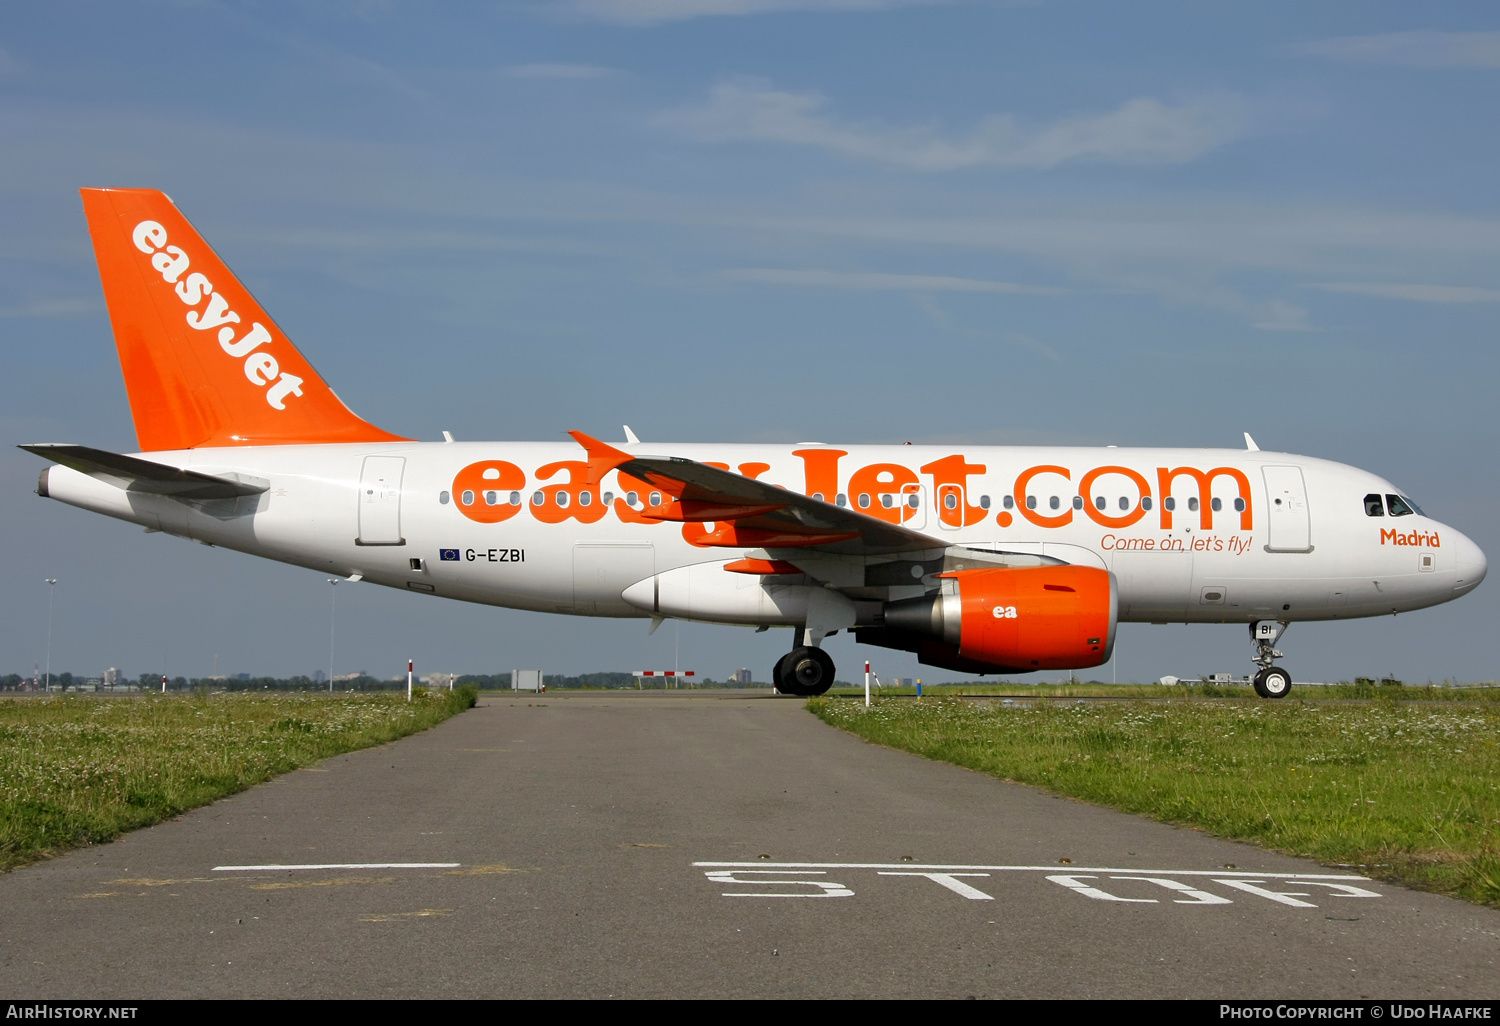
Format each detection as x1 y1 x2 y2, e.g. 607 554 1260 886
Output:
623 425 641 445
1244 432 1260 451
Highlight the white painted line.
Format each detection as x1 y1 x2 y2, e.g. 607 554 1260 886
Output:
692 861 1370 880
704 870 853 898
878 871 995 900
1048 874 1158 903
212 863 460 872
1111 876 1233 905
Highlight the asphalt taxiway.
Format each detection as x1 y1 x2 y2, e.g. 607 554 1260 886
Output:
2 690 1496 998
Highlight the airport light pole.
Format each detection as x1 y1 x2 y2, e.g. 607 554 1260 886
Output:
326 578 338 692
43 579 57 692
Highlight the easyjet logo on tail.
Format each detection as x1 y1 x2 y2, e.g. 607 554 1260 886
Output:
130 221 305 411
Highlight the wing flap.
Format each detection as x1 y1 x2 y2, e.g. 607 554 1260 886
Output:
568 430 940 555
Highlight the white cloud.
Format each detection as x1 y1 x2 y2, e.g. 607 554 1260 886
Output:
1006 331 1061 361
0 298 99 319
720 267 1065 294
1304 31 1500 69
1308 282 1500 303
508 63 613 79
558 0 959 25
654 81 1245 170
1252 299 1312 332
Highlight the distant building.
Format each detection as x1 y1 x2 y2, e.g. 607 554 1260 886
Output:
732 668 753 685
103 667 120 688
897 677 914 688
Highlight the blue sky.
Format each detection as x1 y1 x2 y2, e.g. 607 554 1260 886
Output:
2 1 1497 684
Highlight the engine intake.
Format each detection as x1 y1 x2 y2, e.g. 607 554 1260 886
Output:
880 565 1117 674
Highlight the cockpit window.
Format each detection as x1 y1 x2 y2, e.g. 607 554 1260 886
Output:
1403 495 1425 516
1363 493 1384 517
1386 494 1415 518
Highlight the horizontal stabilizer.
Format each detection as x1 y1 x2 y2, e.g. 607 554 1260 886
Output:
20 444 267 500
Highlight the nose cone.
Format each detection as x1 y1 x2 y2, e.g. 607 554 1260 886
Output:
1453 529 1487 595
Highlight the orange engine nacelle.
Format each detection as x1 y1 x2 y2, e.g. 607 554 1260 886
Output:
880 565 1117 674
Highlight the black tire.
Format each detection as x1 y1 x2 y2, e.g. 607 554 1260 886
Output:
771 651 798 695
1251 669 1269 698
774 647 835 696
1260 666 1292 699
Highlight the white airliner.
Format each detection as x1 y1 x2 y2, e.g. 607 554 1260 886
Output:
23 189 1488 697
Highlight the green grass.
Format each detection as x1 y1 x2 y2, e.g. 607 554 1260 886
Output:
810 695 1500 906
0 687 478 871
827 682 1500 701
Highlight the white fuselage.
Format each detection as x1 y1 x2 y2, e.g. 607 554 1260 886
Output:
39 441 1487 628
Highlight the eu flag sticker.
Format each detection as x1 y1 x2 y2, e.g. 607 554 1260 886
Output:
439 548 460 561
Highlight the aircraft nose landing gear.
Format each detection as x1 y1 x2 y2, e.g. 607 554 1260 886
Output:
1250 620 1292 698
773 647 835 697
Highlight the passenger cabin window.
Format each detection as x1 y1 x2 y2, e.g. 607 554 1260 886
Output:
1072 496 1083 510
1364 493 1384 517
944 493 958 510
532 491 544 505
979 495 991 510
1210 497 1222 512
1048 496 1060 510
1026 496 1037 510
439 491 450 505
1163 497 1175 511
835 493 848 507
626 491 639 506
1095 496 1107 511
907 494 920 509
1386 494 1415 517
1141 497 1152 511
1233 498 1245 512
858 493 871 509
1188 497 1199 512
1003 495 1014 509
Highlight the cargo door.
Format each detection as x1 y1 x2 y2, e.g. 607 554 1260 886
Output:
1111 549 1193 620
357 456 406 546
1262 465 1311 553
573 544 655 615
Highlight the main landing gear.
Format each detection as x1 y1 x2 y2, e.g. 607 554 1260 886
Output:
773 647 835 697
1250 620 1292 699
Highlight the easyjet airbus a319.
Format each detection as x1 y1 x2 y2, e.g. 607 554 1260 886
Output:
23 189 1489 696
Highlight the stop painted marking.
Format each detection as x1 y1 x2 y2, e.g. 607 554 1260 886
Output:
693 862 1383 907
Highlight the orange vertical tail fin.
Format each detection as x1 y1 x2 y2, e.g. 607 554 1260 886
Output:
80 188 407 451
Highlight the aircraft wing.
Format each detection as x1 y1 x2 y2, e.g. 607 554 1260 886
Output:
570 431 942 557
20 444 269 500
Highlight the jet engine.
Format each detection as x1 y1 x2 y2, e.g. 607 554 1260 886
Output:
872 565 1118 674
